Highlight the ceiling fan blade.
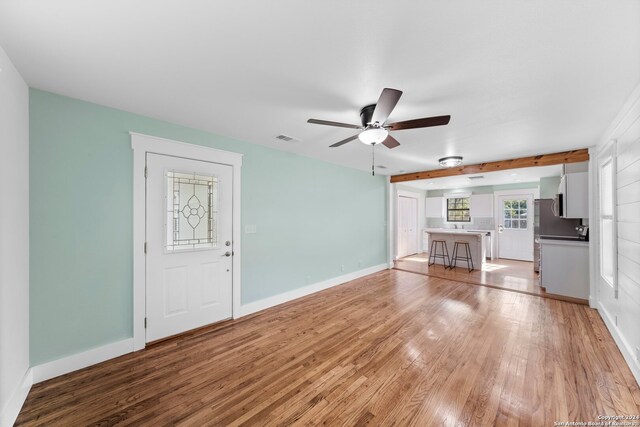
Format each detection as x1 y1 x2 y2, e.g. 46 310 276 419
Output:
371 88 403 125
307 118 363 130
329 134 360 147
386 115 451 131
382 135 400 149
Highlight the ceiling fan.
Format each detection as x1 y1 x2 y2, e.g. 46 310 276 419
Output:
307 88 451 149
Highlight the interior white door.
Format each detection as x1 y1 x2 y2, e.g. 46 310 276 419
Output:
397 197 407 258
406 197 418 255
497 194 534 261
397 196 418 258
146 153 233 342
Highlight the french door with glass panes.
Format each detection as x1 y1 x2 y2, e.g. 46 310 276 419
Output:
145 153 233 342
497 195 534 261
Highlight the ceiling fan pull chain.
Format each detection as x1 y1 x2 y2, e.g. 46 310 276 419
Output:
372 143 375 176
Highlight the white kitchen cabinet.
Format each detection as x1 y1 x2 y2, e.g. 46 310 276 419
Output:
484 232 493 259
422 230 430 253
559 172 589 219
470 194 493 217
425 197 444 218
540 239 589 299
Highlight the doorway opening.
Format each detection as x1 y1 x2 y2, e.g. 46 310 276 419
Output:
390 160 590 304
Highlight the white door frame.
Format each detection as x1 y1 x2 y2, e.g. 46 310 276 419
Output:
587 145 598 308
387 180 396 266
131 132 243 351
493 188 539 260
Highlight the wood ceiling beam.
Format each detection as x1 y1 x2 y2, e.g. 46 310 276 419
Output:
390 149 590 183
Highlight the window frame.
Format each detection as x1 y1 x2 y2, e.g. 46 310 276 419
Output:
444 193 472 223
501 199 529 230
598 150 617 295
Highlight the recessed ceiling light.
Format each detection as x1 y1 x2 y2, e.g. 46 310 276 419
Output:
510 173 519 177
438 156 463 168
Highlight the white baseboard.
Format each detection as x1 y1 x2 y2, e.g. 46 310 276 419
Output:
236 263 389 318
597 302 640 386
26 265 389 387
0 368 32 427
32 338 134 384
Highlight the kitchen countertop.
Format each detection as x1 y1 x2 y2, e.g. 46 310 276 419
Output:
424 228 488 236
539 237 589 246
423 228 488 267
540 235 585 241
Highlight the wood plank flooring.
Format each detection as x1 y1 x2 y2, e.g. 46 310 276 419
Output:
394 254 591 304
17 270 640 426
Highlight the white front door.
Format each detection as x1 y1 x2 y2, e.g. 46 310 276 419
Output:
146 153 233 342
397 196 418 258
497 194 534 261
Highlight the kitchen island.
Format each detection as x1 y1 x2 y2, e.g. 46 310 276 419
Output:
424 229 487 269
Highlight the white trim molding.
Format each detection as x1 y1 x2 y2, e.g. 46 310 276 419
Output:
32 339 134 384
587 145 598 308
387 179 395 265
598 302 640 385
1 368 32 427
131 132 243 349
26 265 389 387
237 264 389 317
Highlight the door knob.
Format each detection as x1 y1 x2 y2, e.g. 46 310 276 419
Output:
223 251 232 257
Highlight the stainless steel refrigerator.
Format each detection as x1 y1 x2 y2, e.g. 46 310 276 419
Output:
533 199 581 272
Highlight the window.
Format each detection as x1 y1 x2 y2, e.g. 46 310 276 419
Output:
600 157 615 288
447 197 470 222
502 199 528 229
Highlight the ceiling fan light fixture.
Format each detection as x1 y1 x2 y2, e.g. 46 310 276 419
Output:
358 128 388 145
439 156 463 168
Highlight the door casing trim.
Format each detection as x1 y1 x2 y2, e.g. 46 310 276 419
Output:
131 132 243 351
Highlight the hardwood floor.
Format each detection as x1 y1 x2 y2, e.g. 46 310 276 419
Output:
17 270 640 426
394 254 589 304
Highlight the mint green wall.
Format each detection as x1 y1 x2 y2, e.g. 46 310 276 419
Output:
29 89 387 365
426 182 540 197
540 176 561 199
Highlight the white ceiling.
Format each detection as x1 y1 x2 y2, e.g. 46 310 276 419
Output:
1 1 639 175
400 164 563 190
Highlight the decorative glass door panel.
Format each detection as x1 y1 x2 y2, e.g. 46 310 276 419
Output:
166 171 218 252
